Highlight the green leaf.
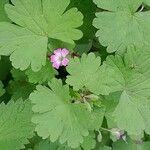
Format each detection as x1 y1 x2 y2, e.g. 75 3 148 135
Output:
90 106 105 130
0 22 48 71
34 140 58 150
114 91 145 136
81 132 96 150
34 134 96 150
11 68 27 81
124 46 150 76
113 138 150 150
114 91 150 138
0 81 5 97
26 61 57 84
34 140 81 150
9 68 35 100
105 51 150 97
93 0 150 53
6 0 83 44
0 0 83 71
93 0 141 12
0 100 34 150
30 79 104 148
69 0 96 54
66 53 114 95
102 92 120 128
96 145 111 150
8 80 35 100
104 48 150 136
143 0 150 5
0 0 9 21
48 38 75 52
0 56 11 81
67 53 101 91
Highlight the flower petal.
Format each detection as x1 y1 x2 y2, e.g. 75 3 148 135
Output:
52 61 61 69
62 58 69 66
61 48 69 57
54 48 62 57
50 55 58 63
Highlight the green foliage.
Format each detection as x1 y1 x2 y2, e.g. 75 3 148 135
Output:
69 0 96 54
81 132 96 150
66 53 114 95
93 0 150 53
0 100 34 150
8 69 35 100
0 0 150 149
34 133 96 150
0 0 83 71
0 57 11 81
30 79 104 148
0 81 5 97
34 140 81 150
26 61 57 84
102 92 120 128
8 80 35 100
0 0 9 21
113 138 150 150
104 48 150 137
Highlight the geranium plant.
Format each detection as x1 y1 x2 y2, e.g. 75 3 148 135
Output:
0 0 150 150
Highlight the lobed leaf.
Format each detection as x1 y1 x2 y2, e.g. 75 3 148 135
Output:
0 100 35 150
30 79 104 148
66 53 114 95
26 61 57 84
104 48 150 136
0 0 83 71
93 0 150 53
0 0 9 21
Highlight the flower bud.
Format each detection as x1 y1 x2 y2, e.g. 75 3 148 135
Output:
111 128 126 140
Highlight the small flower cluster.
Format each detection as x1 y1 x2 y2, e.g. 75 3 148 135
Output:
111 128 126 141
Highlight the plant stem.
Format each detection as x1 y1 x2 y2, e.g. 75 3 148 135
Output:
100 127 111 133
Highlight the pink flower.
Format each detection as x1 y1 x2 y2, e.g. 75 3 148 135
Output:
50 48 69 69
